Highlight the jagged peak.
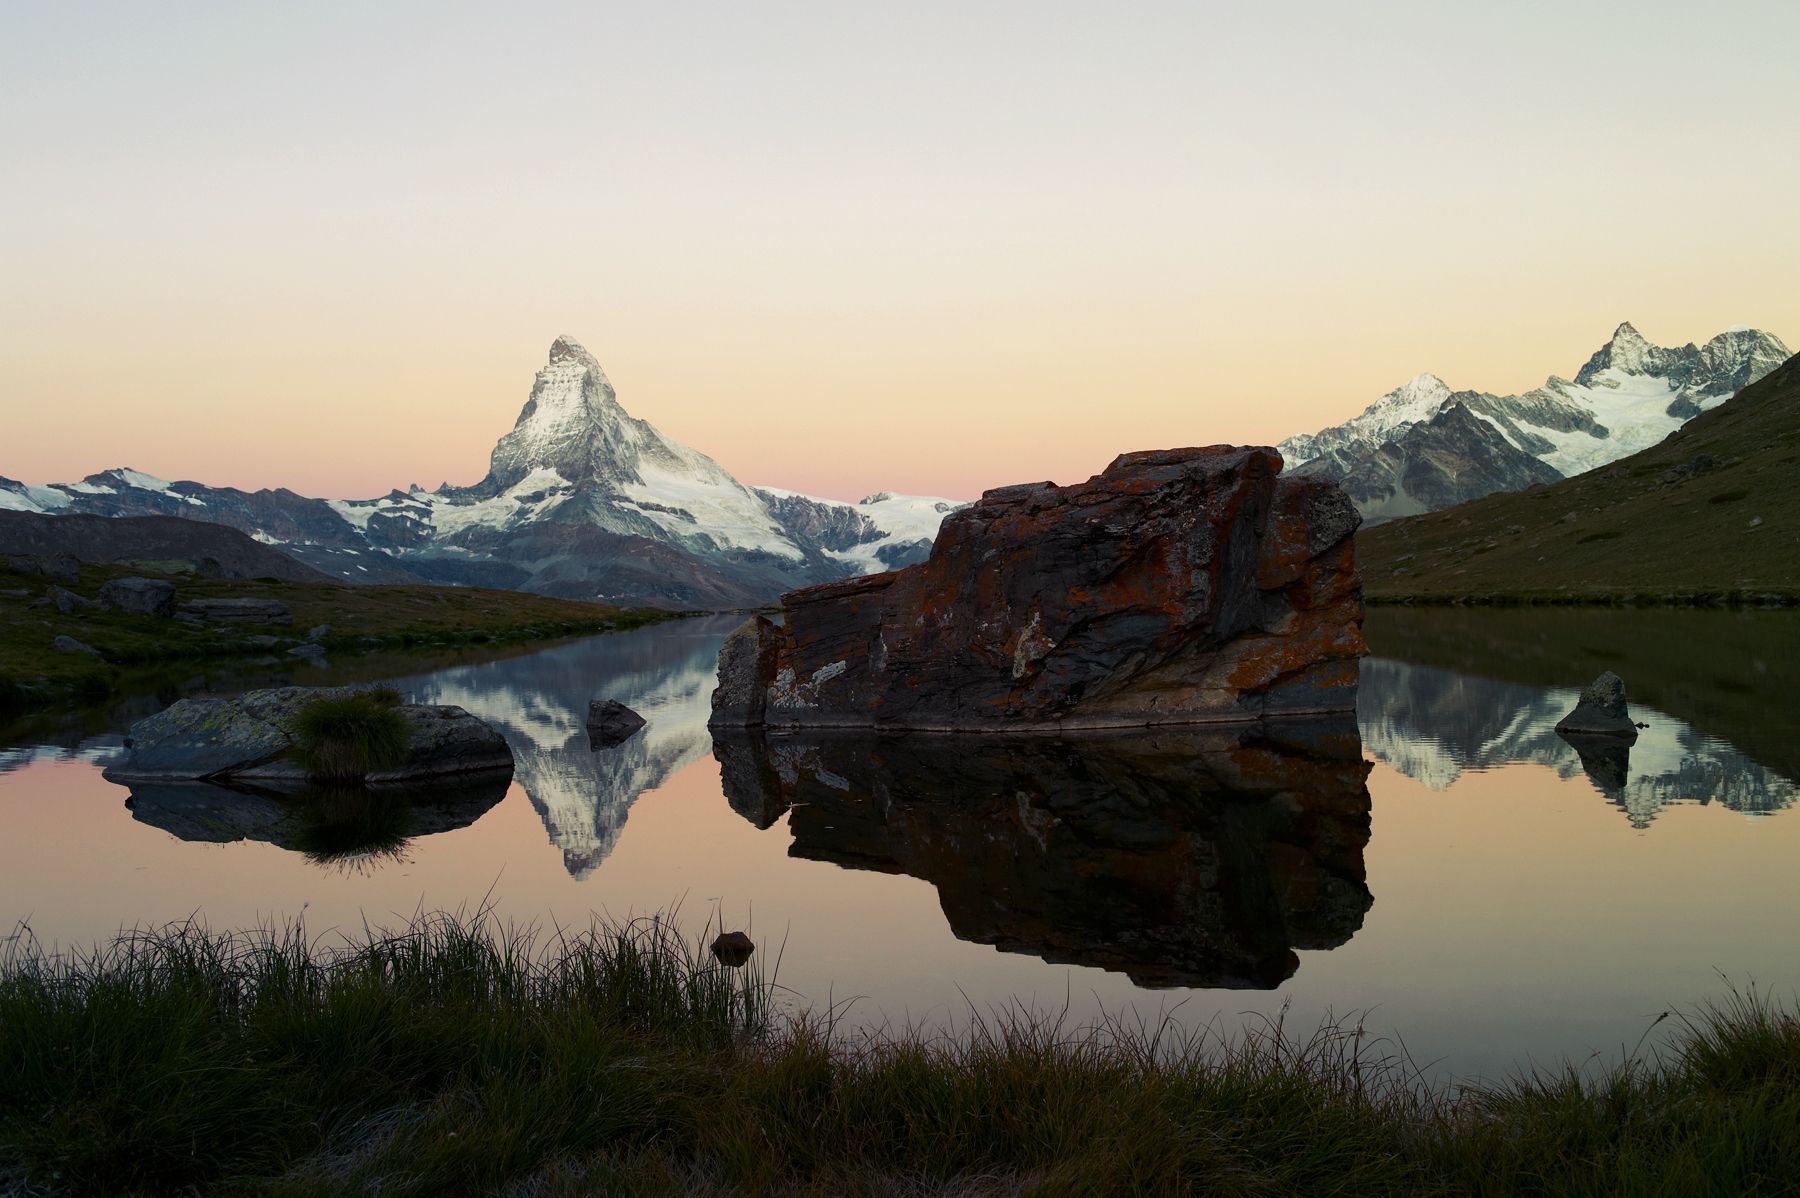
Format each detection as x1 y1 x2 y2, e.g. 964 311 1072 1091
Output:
547 334 600 367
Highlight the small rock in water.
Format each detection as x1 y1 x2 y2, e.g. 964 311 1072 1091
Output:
1555 671 1638 740
710 931 754 967
586 699 647 749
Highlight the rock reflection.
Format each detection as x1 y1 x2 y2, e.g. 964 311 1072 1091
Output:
714 722 1373 989
1359 658 1799 827
122 775 508 872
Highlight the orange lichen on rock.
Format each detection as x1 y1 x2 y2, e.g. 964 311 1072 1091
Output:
711 446 1365 731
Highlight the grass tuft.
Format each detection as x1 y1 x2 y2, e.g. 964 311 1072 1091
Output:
291 691 409 781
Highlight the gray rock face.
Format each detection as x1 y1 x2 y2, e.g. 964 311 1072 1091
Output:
585 699 647 748
99 577 177 618
1554 671 1638 740
53 635 100 656
103 686 515 784
182 597 292 625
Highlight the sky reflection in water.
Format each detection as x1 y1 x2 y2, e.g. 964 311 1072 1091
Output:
2 610 1798 1083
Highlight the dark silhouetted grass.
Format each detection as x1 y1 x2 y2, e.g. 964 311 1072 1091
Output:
2 913 1797 1195
290 688 408 781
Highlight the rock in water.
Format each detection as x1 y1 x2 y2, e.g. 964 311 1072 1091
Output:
586 699 647 748
103 686 514 784
710 931 755 967
711 447 1365 731
99 577 177 618
1555 671 1638 740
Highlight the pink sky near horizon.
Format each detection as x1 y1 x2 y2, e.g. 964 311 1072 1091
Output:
4 3 1797 503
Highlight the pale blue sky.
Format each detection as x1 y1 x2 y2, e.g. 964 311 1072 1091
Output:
3 1 1796 498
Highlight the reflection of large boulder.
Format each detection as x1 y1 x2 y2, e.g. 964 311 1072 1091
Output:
712 448 1365 732
102 686 514 784
714 723 1373 988
122 773 508 861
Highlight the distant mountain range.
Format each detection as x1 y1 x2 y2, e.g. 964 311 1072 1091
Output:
1358 345 1800 599
0 337 962 609
1280 323 1791 523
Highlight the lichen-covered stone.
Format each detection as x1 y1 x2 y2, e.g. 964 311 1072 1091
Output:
711 447 1365 731
104 686 514 783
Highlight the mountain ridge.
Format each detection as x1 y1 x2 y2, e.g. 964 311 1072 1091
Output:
1 338 965 609
1281 323 1790 522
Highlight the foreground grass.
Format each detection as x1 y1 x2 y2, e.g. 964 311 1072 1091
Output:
2 915 1797 1195
0 560 684 710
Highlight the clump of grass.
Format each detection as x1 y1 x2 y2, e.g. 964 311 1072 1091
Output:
3 913 1800 1194
291 689 408 781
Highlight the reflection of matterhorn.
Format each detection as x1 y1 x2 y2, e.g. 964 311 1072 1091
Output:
395 618 734 876
1358 659 1799 827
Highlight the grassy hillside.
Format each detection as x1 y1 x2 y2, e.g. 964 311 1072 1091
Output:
0 560 683 709
1360 353 1800 602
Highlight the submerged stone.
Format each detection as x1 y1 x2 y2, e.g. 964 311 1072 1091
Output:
711 446 1365 731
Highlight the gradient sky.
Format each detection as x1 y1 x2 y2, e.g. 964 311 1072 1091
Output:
4 1 1797 502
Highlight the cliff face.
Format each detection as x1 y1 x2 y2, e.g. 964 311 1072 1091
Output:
712 446 1365 731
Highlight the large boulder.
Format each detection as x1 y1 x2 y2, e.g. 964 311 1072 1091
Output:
710 447 1365 731
99 577 178 618
103 686 514 784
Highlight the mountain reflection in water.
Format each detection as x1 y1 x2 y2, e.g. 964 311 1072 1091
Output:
714 723 1373 989
1359 658 1798 827
388 617 737 877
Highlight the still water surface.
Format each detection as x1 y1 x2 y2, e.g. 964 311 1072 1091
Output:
3 608 1797 1083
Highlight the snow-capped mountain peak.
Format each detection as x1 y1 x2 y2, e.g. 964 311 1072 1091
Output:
1280 321 1791 523
1277 372 1451 467
6 335 966 607
1574 320 1685 386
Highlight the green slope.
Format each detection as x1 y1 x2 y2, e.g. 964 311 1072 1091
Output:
1360 352 1800 602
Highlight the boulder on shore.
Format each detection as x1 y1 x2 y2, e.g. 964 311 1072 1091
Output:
103 686 514 785
1555 671 1639 740
182 597 292 625
586 699 647 748
100 577 177 618
711 446 1365 731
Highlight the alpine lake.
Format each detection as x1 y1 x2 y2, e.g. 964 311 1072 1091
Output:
3 605 1797 1086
